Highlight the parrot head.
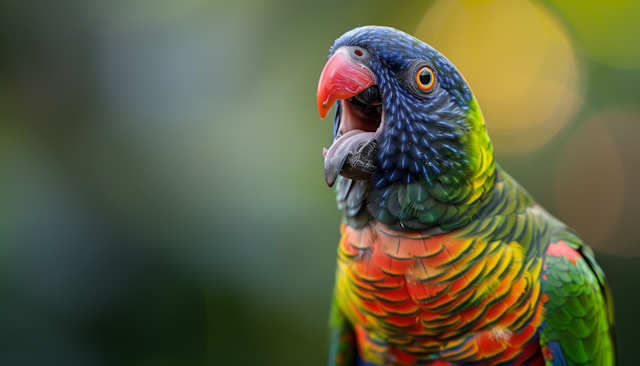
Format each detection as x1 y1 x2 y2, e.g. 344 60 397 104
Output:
318 26 494 231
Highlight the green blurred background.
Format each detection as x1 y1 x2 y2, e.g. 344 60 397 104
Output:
1 0 639 365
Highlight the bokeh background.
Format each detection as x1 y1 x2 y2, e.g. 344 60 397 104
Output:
1 0 639 365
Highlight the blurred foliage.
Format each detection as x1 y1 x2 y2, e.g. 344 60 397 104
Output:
0 0 639 365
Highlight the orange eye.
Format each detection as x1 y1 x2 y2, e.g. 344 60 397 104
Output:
416 66 435 91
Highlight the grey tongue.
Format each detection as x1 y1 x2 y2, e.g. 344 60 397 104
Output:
324 129 377 187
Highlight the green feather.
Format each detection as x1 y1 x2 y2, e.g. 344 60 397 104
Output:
540 243 616 365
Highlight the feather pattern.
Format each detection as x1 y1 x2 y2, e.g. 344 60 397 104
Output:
325 26 615 366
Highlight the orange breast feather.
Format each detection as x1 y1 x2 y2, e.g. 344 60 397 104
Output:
335 222 544 364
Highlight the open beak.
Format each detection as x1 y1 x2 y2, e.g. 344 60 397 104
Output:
317 48 376 119
317 48 382 187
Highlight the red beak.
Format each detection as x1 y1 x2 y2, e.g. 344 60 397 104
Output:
316 48 376 119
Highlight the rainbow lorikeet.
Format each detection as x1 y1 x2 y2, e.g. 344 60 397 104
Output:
317 26 616 366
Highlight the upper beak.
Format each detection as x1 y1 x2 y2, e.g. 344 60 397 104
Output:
316 48 376 119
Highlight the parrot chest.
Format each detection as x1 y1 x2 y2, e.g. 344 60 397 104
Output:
334 220 545 363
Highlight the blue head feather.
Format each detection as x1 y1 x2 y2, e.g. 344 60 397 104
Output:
329 26 494 230
331 27 476 189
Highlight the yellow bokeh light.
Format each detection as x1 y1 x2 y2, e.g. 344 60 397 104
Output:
414 0 585 156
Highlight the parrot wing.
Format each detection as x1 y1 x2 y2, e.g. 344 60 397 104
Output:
539 231 617 366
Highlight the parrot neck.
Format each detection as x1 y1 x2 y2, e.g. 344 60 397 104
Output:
368 97 496 231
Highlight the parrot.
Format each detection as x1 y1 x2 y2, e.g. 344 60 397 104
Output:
316 26 616 366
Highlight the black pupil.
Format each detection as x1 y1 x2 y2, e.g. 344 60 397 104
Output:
420 69 432 86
